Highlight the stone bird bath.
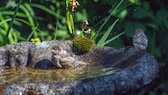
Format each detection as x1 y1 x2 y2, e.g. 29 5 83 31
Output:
0 40 159 95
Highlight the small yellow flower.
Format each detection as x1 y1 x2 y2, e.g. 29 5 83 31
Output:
30 38 41 43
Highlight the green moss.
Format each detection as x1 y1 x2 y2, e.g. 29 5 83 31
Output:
73 36 95 55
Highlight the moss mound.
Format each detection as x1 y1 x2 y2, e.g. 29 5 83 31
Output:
73 36 95 55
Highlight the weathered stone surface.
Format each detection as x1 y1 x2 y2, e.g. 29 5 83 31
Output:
0 40 159 95
0 40 110 68
0 40 74 68
0 47 8 66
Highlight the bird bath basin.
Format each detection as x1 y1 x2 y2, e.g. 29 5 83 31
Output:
0 40 159 95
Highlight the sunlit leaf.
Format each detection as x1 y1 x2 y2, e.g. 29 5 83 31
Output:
66 11 74 34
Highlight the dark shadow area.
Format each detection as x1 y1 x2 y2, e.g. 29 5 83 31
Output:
35 59 56 69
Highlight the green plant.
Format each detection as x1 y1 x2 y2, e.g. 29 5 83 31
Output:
93 0 125 46
0 0 126 48
96 19 124 46
66 0 75 35
0 0 67 46
64 0 126 47
0 0 25 46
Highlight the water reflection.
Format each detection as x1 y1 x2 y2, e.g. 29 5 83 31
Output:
0 65 116 83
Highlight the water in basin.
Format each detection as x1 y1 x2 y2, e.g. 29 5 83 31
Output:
0 64 116 83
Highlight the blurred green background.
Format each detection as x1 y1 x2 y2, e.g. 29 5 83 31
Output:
0 0 168 94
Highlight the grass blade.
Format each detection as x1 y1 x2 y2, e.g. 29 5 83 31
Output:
96 19 119 46
54 20 59 40
15 18 40 33
102 31 125 46
93 0 124 40
0 14 9 32
1 11 27 17
5 0 23 44
30 3 63 19
0 19 11 25
26 24 39 41
20 4 37 37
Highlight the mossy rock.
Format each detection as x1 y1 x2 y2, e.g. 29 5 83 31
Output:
73 36 95 55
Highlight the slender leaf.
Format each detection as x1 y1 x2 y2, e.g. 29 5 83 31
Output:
102 32 125 46
6 0 23 44
69 12 74 34
54 20 59 40
96 19 119 46
93 0 124 40
66 11 74 34
20 4 37 37
24 3 35 17
15 18 40 32
0 18 11 25
0 14 9 31
1 11 27 17
30 3 63 19
26 24 39 41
